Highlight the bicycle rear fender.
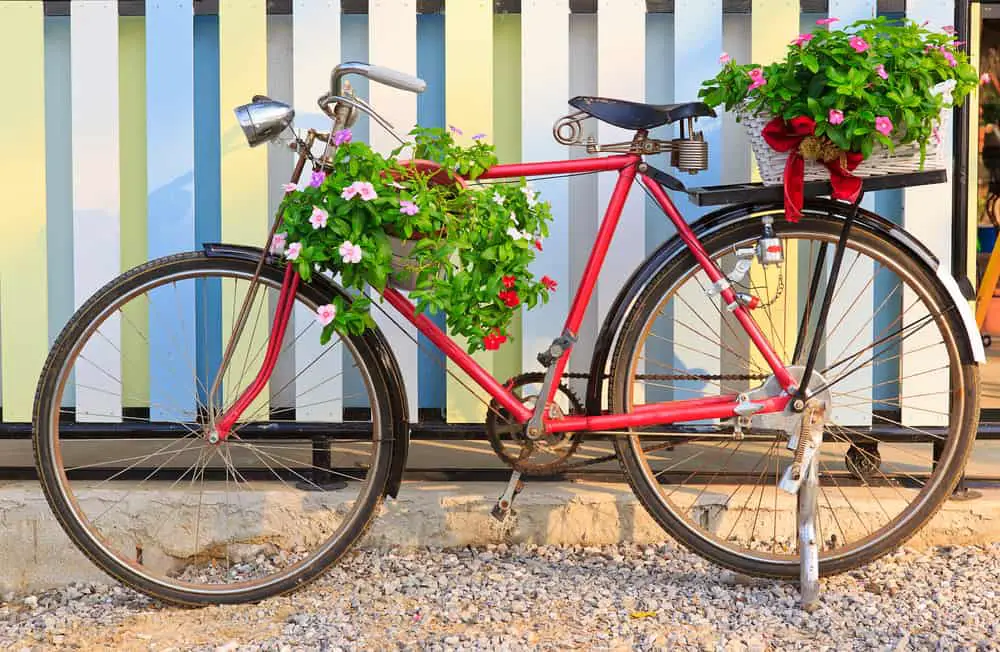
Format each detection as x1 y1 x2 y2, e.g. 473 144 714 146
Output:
203 243 411 499
584 198 985 416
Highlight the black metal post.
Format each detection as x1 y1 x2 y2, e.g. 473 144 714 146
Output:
295 435 347 491
792 242 829 365
947 0 976 499
795 196 864 403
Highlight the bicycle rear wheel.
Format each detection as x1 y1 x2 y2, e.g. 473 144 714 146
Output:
610 207 979 578
32 251 395 605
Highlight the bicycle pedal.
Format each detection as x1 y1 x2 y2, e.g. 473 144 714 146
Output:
491 470 524 523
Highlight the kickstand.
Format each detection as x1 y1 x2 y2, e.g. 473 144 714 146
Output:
491 469 523 522
797 450 821 612
778 400 825 612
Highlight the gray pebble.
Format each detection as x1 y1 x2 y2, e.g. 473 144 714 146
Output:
0 543 996 650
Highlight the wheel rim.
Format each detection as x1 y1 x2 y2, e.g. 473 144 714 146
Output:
616 212 973 570
38 259 387 599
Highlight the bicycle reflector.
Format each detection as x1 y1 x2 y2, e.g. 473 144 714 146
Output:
234 96 295 147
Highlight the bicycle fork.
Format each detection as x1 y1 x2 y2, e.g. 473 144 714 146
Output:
205 130 319 440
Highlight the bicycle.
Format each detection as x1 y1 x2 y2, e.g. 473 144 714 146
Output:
32 62 985 607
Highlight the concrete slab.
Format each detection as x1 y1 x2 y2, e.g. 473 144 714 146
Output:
2 479 999 593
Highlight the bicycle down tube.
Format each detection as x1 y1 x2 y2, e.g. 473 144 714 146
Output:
216 154 798 437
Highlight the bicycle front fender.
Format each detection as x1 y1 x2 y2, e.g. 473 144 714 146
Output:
584 198 984 417
202 242 412 499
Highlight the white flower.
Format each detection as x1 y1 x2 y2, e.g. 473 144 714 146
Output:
520 184 538 207
316 303 336 326
269 232 287 255
309 206 329 229
286 242 302 260
492 192 505 205
339 240 363 264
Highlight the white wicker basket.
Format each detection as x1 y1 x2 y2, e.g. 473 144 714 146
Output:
738 108 947 186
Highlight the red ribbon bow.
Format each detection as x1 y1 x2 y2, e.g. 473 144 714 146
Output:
761 116 864 221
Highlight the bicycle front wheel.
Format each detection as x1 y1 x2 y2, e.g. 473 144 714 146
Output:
610 207 979 579
32 251 395 605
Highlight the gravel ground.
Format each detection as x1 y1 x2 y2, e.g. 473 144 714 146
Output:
1 542 998 651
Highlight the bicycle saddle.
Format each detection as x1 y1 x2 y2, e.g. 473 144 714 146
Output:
568 96 715 131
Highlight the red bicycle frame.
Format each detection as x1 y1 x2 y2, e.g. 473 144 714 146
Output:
216 152 797 438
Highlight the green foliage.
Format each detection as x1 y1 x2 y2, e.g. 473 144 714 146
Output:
278 126 554 353
698 17 977 160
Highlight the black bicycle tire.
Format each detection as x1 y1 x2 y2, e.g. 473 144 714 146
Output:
609 210 979 579
32 251 395 606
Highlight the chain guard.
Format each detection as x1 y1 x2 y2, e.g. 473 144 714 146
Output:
486 372 585 476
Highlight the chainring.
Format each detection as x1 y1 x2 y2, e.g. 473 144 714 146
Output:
485 372 585 476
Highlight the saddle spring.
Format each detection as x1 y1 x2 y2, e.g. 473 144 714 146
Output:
552 111 708 174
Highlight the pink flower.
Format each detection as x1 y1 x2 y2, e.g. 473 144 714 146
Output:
357 182 377 201
339 240 363 264
791 34 813 47
448 124 463 135
309 205 329 229
718 52 731 64
286 242 302 260
982 72 992 85
316 304 336 326
942 25 957 36
399 200 419 216
341 181 377 201
941 49 957 67
828 109 844 125
333 129 352 146
816 17 839 26
270 232 287 254
747 68 766 91
282 182 298 193
953 41 966 47
849 36 870 53
309 170 326 188
932 126 942 145
875 64 888 80
875 116 893 136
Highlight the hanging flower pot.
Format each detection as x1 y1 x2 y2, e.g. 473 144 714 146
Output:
274 126 556 352
384 159 464 291
699 17 978 220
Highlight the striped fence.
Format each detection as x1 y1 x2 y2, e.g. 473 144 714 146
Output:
0 0 970 433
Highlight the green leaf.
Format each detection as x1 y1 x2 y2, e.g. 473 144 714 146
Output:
826 66 847 83
802 52 819 74
806 97 822 118
807 74 828 98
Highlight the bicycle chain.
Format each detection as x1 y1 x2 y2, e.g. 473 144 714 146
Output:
487 371 771 474
560 372 771 382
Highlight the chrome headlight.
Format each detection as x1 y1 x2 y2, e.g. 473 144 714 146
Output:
234 96 295 147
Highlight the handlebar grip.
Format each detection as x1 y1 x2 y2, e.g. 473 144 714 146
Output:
365 65 427 94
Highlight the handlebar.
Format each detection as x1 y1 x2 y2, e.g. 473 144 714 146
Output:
330 61 426 97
